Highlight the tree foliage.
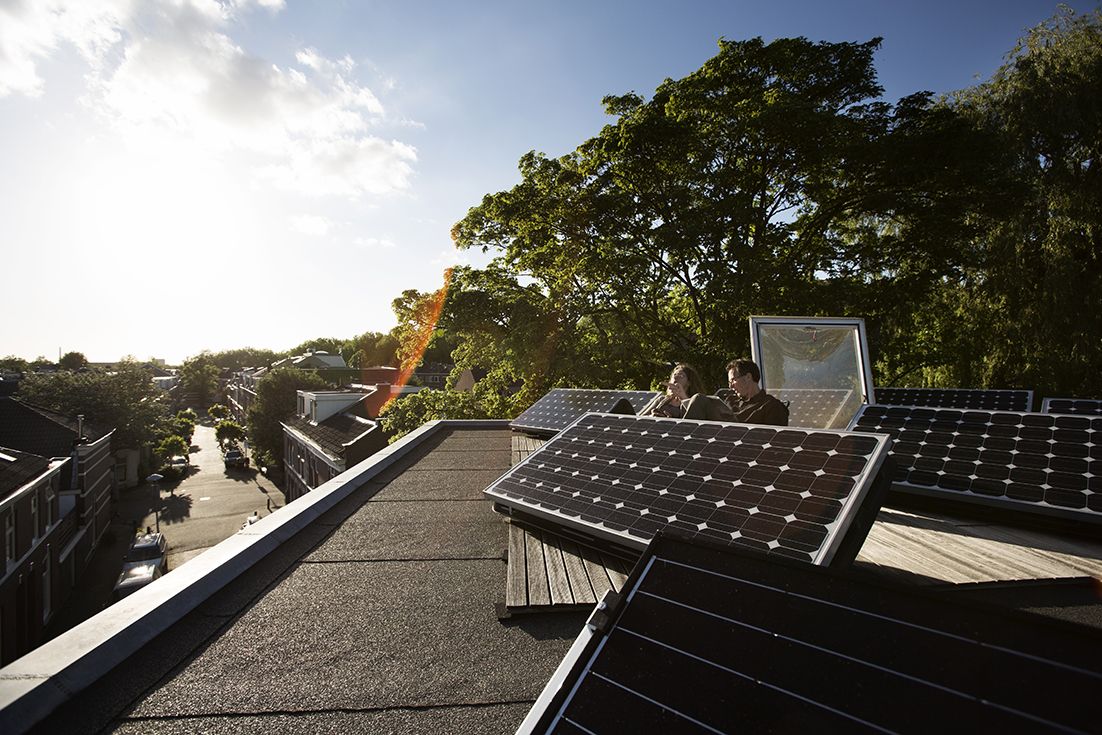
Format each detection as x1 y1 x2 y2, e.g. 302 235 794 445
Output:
58 351 88 370
215 419 246 449
377 389 490 443
18 359 170 448
179 352 221 406
245 367 333 468
208 403 229 421
156 435 189 462
446 19 1099 400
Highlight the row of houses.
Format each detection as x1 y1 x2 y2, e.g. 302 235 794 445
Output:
0 389 116 666
223 351 476 503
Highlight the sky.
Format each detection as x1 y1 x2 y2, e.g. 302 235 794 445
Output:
0 0 1093 365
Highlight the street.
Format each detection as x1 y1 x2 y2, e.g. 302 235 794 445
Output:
43 421 286 641
145 421 284 569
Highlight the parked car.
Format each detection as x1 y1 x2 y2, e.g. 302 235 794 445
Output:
112 532 168 601
169 455 189 474
223 448 248 469
112 563 163 601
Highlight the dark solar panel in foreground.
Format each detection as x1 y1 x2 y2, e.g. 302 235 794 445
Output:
510 389 660 436
773 388 854 429
851 405 1101 523
1042 397 1102 415
875 387 1033 411
520 534 1102 734
486 413 891 565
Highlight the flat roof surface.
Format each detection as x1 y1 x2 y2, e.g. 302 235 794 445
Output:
33 426 586 734
16 425 1102 734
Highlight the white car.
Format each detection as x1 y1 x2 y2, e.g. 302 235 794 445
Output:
112 563 163 601
169 455 189 473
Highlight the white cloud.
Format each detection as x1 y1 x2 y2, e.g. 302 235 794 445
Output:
354 236 397 249
431 247 471 268
290 214 333 237
0 0 416 199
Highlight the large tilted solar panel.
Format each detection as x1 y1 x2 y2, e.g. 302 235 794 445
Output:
875 387 1033 412
773 388 854 429
517 533 1102 734
850 405 1101 523
511 389 661 436
485 412 892 566
1042 397 1102 415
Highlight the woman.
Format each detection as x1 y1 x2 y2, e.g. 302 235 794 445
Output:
639 363 709 418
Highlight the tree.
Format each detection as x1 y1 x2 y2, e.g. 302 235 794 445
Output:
215 419 246 449
208 404 229 421
450 36 999 394
288 337 347 357
156 435 189 462
926 7 1102 397
58 351 88 371
179 352 220 407
18 359 170 449
246 367 333 468
207 348 283 370
170 413 195 445
0 356 29 373
377 389 490 443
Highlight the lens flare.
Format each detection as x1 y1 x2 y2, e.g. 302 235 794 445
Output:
380 267 453 411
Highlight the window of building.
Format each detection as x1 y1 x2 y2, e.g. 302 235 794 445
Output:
45 480 56 527
42 551 51 622
4 512 14 567
31 493 39 540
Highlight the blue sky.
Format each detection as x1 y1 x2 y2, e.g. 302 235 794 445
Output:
0 0 1091 364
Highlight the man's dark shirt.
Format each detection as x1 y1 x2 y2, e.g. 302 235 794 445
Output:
727 391 789 426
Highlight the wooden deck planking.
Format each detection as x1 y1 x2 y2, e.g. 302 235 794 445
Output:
857 508 1102 584
510 433 546 465
541 532 577 604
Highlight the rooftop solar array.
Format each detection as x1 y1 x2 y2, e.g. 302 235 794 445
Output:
1042 397 1102 415
773 388 855 429
519 533 1102 734
875 387 1033 412
850 405 1101 524
510 389 661 437
485 412 892 566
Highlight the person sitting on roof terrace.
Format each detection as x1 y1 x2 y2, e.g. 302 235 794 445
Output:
637 362 711 418
681 358 789 426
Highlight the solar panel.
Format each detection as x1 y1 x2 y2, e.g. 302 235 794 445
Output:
486 412 892 566
772 388 855 429
849 405 1101 524
1042 398 1102 415
510 389 661 437
875 387 1033 412
518 533 1102 734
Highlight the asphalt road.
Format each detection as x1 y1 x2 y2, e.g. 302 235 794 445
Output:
43 421 286 641
144 422 285 569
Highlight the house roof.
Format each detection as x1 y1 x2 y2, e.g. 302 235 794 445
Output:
0 398 109 458
0 446 50 500
4 422 1101 734
282 411 378 460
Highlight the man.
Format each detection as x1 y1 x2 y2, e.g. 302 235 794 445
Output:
722 358 789 426
680 358 789 426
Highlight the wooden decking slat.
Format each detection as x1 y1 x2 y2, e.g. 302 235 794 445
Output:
558 538 598 605
579 543 616 601
506 523 528 607
542 532 577 605
524 527 552 606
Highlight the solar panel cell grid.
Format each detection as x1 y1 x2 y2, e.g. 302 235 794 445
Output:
875 387 1033 412
486 413 889 564
850 405 1101 521
522 535 1102 734
510 389 661 436
1042 398 1102 415
772 388 855 429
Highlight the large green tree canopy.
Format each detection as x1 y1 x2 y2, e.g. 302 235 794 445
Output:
445 16 1099 402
